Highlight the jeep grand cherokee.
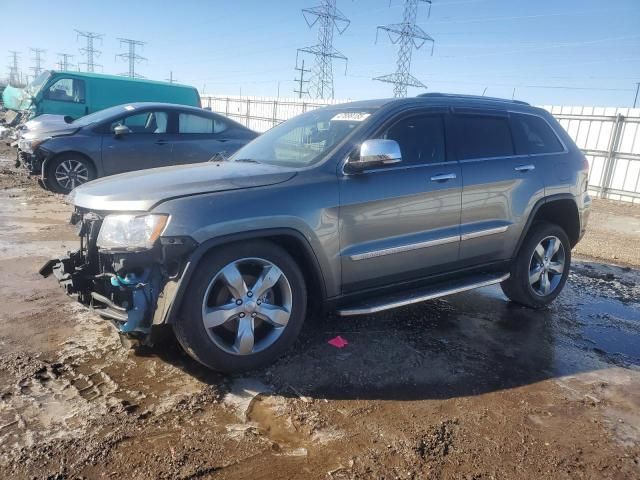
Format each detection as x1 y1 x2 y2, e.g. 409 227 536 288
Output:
41 93 591 372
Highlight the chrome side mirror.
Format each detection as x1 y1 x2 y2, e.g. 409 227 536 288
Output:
113 125 131 138
347 139 402 172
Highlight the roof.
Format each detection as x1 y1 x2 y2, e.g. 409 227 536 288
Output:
47 70 195 90
336 92 533 111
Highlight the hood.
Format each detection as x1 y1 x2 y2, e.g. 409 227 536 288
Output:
70 161 297 211
2 84 32 111
22 114 74 135
20 115 79 141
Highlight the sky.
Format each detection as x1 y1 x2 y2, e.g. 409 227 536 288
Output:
2 0 640 106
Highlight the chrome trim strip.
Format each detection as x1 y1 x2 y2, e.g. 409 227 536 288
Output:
337 273 511 316
349 235 459 261
460 225 509 241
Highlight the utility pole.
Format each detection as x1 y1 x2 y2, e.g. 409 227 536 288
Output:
57 53 75 71
30 48 46 77
166 71 176 83
634 82 640 108
374 0 435 98
294 59 311 99
116 38 147 78
8 51 20 85
75 30 104 72
296 0 350 99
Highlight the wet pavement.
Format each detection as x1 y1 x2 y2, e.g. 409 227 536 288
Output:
0 155 639 479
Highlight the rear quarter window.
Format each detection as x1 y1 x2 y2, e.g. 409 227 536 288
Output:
510 113 565 155
453 115 514 160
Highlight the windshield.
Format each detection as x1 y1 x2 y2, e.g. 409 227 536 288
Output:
229 106 376 168
71 105 133 126
26 71 51 95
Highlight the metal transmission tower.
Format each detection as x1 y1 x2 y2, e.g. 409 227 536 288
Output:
30 48 46 77
57 53 75 71
75 30 104 72
374 0 435 98
296 0 350 99
8 51 20 85
116 38 147 78
294 59 311 98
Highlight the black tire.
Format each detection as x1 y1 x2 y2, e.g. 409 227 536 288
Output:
501 222 571 309
173 240 307 373
45 153 96 194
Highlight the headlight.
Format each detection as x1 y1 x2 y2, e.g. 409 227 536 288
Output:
97 214 170 251
18 136 50 154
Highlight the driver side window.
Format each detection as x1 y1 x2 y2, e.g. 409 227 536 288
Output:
382 114 446 165
45 78 85 104
110 111 168 134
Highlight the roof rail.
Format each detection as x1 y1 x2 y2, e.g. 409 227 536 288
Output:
417 92 530 106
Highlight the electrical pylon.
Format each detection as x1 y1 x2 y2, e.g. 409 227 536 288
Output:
116 38 147 78
374 0 435 98
75 30 104 72
296 0 350 99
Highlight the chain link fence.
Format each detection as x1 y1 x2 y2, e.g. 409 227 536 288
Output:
202 95 640 204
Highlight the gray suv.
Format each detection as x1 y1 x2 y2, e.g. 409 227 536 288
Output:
41 94 591 372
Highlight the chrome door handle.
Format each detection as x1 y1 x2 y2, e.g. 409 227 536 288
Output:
515 164 535 172
430 173 457 182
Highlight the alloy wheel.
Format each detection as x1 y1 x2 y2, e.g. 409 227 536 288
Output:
54 159 89 191
528 235 566 296
201 257 292 356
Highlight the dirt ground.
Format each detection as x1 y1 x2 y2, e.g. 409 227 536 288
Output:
0 142 639 479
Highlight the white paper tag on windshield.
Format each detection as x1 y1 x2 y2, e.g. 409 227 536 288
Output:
331 112 370 122
124 105 135 111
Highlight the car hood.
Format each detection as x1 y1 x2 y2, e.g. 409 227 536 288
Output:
69 161 297 211
20 115 78 140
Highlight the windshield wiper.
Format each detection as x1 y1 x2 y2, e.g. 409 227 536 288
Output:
233 158 261 164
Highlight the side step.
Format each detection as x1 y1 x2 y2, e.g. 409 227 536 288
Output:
336 272 510 316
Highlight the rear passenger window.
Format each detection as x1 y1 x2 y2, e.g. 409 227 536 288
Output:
453 115 514 160
179 113 227 134
511 113 564 155
382 115 446 165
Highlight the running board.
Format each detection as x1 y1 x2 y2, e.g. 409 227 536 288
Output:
336 272 510 316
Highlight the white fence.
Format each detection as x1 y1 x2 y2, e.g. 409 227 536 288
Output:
202 95 640 204
543 106 640 204
202 95 346 133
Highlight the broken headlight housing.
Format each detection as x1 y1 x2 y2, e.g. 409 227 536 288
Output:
96 214 169 251
18 136 51 154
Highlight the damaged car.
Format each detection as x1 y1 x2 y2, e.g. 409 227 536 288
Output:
18 102 257 193
41 94 590 373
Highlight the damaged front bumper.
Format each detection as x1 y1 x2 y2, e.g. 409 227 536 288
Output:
40 210 197 343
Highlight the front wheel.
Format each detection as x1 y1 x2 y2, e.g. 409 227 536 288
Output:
174 240 307 373
501 222 571 309
46 154 95 194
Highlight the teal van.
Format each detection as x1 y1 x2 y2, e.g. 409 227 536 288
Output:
2 70 201 120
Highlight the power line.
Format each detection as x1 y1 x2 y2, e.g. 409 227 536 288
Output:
374 0 435 98
75 30 104 72
634 83 640 109
296 0 350 99
56 53 75 71
294 59 311 99
7 50 20 85
30 48 46 77
116 38 147 78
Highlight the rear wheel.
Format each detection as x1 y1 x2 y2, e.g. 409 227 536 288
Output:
173 241 307 373
501 222 571 309
46 154 95 194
